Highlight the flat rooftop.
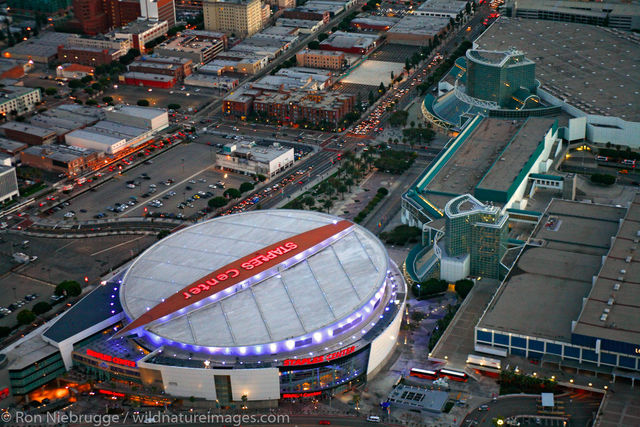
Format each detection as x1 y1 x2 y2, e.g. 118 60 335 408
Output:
387 384 448 413
416 0 467 14
478 199 627 341
427 118 523 198
388 16 449 36
0 137 27 152
107 104 166 120
477 117 556 193
231 143 293 162
573 194 640 346
0 122 55 137
475 17 640 121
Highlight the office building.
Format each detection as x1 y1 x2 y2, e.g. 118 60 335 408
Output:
203 0 264 37
0 166 19 204
20 144 102 175
104 0 142 29
265 0 294 9
70 0 109 35
155 34 225 65
0 87 41 117
114 19 169 53
139 0 176 27
296 49 345 70
216 141 294 177
283 8 330 24
253 91 356 127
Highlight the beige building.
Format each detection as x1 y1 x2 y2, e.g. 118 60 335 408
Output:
203 0 264 37
296 49 345 70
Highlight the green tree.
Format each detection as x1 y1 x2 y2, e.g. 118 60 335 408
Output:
33 301 52 315
44 87 57 96
318 33 329 41
239 182 254 193
308 41 320 49
55 280 82 297
322 199 334 213
17 310 36 325
224 188 241 199
137 99 150 106
303 195 315 207
157 230 170 240
455 279 474 299
208 196 228 208
168 103 181 110
80 75 93 84
85 99 98 106
102 96 113 103
0 326 11 338
68 79 83 89
256 174 267 182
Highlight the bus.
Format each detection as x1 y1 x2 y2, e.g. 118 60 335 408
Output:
438 368 469 382
409 368 439 380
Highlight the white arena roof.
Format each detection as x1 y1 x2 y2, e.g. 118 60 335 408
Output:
120 210 388 349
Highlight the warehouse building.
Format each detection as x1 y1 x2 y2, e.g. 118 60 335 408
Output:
386 16 449 46
0 122 56 146
476 195 640 377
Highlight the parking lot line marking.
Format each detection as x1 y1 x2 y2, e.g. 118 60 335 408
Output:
90 236 146 257
54 240 76 253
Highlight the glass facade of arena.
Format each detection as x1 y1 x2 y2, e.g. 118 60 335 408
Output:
466 52 536 108
444 199 508 280
475 328 640 371
279 347 369 394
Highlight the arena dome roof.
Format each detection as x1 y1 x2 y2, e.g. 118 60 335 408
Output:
119 210 389 351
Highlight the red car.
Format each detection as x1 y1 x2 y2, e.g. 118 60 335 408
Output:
319 421 331 425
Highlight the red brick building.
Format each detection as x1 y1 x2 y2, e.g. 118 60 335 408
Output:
283 9 330 24
122 72 176 88
71 0 109 35
253 91 355 126
57 45 119 66
103 0 141 28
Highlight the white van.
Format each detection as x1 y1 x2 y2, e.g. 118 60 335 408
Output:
367 416 381 423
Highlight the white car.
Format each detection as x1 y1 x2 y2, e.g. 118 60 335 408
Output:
63 212 75 218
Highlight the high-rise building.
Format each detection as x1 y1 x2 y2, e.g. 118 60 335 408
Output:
71 0 109 35
7 0 71 17
440 194 508 281
203 0 264 37
103 0 142 29
139 0 176 27
465 48 536 108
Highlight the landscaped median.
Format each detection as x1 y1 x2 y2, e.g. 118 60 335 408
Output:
354 187 388 223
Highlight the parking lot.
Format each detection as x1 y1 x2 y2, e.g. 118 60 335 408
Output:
369 43 421 63
101 84 220 113
47 143 251 222
0 233 156 327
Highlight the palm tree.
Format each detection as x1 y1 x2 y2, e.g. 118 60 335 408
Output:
323 199 334 212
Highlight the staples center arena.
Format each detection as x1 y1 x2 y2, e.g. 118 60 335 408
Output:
16 211 406 406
